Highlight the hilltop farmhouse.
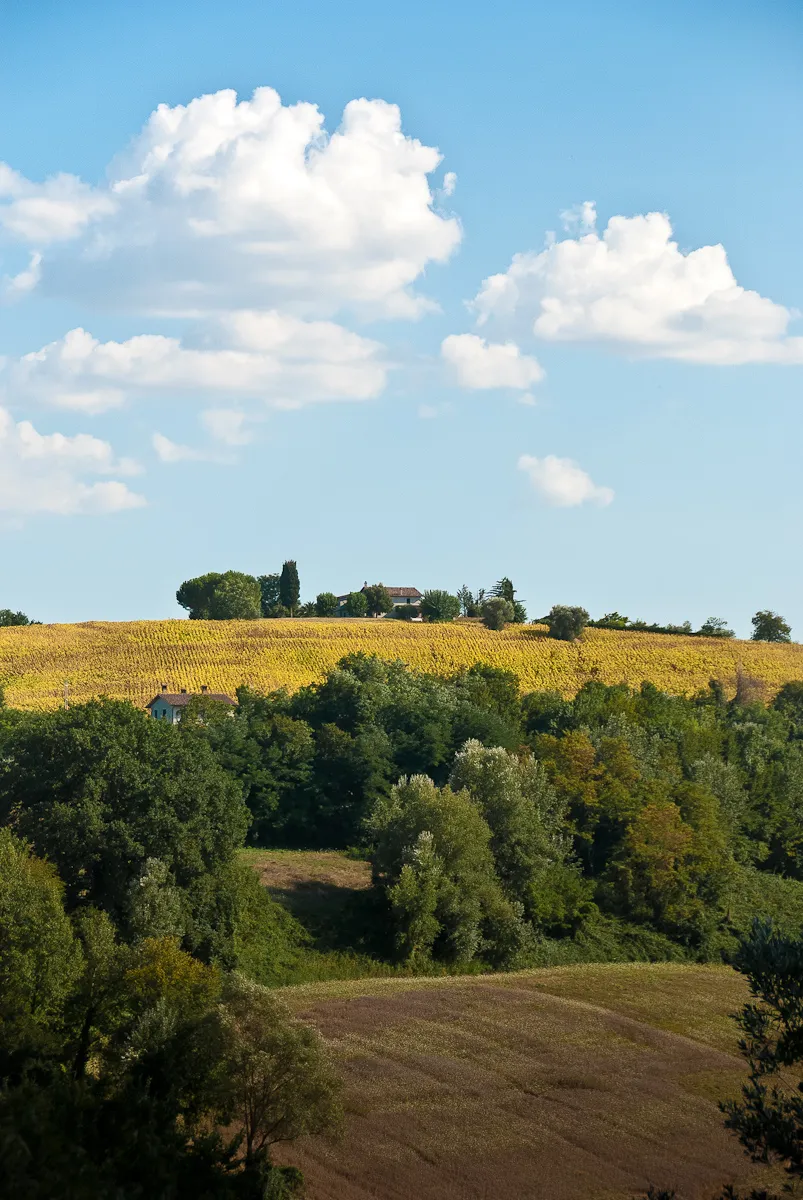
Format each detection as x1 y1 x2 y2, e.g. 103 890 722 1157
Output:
336 584 422 616
147 684 235 723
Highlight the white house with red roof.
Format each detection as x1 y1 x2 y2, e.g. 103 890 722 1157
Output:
336 584 422 616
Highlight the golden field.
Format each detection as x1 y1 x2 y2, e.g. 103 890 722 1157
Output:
0 617 802 710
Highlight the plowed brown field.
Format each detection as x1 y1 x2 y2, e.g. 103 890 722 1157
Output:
276 964 782 1200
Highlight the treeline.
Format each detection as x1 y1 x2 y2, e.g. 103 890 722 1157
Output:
543 605 794 644
176 565 531 627
182 655 803 967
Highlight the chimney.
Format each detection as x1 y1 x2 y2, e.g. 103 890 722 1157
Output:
161 683 167 693
180 688 187 694
201 685 208 694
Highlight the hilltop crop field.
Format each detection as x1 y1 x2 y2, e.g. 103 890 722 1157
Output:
1 618 802 709
275 963 783 1200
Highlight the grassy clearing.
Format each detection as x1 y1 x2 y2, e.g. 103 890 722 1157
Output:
276 963 783 1200
2 617 803 709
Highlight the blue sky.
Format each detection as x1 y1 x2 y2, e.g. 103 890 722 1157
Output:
0 0 800 632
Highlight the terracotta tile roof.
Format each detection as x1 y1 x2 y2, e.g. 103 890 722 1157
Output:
146 692 235 708
360 586 422 599
336 586 422 603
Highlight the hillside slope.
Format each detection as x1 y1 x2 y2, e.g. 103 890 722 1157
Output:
0 618 801 709
277 963 779 1200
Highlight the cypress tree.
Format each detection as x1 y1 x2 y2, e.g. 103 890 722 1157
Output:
279 560 300 614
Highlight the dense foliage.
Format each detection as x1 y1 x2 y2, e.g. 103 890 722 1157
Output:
0 837 341 1198
0 609 35 626
166 654 803 970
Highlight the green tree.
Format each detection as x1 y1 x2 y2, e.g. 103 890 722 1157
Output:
457 585 485 617
0 829 83 1060
315 591 339 617
0 609 33 626
699 616 735 638
772 681 803 727
715 921 803 1199
481 597 514 630
387 832 443 967
219 974 342 1169
368 774 526 966
752 610 792 643
363 583 394 617
547 604 589 642
489 578 526 623
343 590 368 617
420 589 461 623
127 857 186 941
258 572 282 616
184 687 314 848
176 571 223 619
0 700 249 954
208 571 262 620
490 577 516 605
448 740 584 932
279 561 300 614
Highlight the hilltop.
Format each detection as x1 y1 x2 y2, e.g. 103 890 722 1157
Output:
0 617 802 709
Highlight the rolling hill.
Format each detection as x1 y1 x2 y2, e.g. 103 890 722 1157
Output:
0 617 801 709
275 962 781 1200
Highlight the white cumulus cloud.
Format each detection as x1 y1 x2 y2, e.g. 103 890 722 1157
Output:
518 453 614 507
2 87 461 320
474 206 803 365
441 333 544 389
0 407 144 515
6 313 387 413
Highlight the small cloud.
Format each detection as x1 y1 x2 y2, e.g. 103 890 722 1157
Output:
560 200 597 233
418 404 438 419
2 251 41 301
518 453 614 507
152 433 206 464
442 171 457 197
200 408 251 446
517 392 537 407
441 333 544 390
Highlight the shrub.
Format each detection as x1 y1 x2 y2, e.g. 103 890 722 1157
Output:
481 598 514 631
420 590 461 623
547 605 589 642
315 592 339 617
389 604 417 620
